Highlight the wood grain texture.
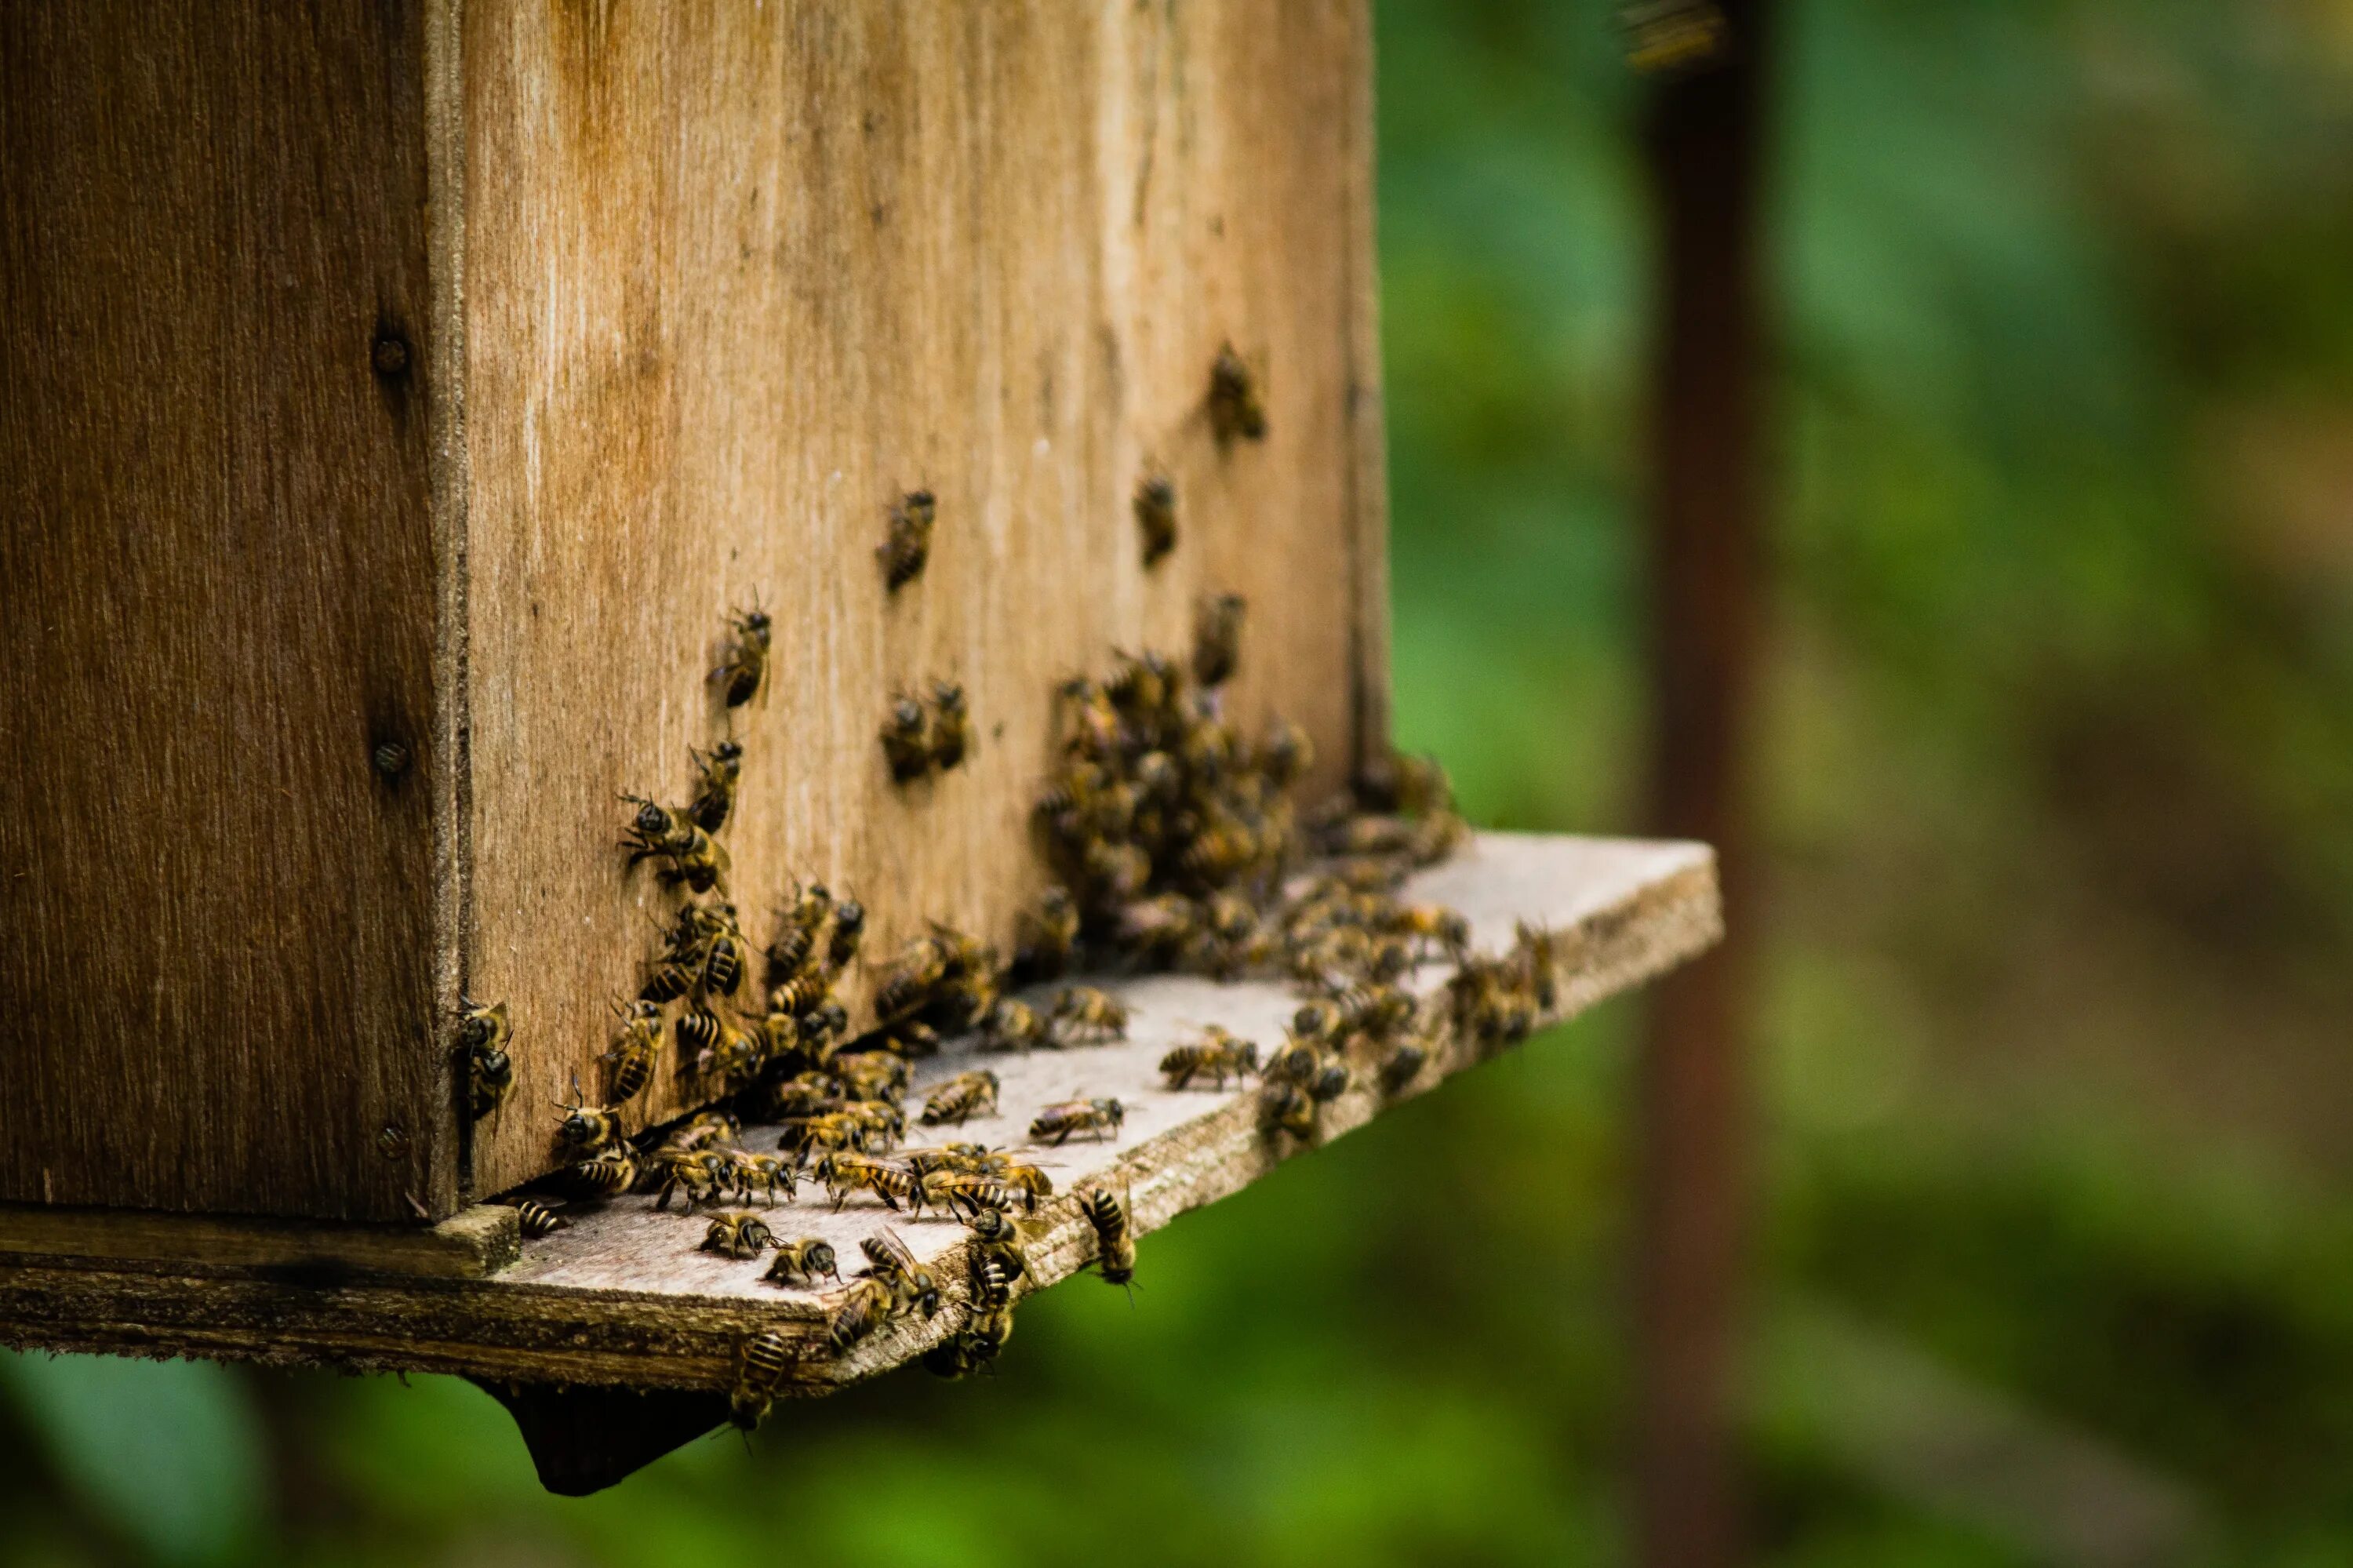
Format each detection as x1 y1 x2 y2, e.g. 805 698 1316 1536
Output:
458 0 1385 1201
0 2 449 1221
0 834 1720 1392
0 1202 517 1281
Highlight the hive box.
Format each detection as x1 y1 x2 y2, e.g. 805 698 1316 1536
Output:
0 1 1387 1221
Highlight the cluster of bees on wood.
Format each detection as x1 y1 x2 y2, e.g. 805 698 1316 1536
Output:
462 347 1565 1432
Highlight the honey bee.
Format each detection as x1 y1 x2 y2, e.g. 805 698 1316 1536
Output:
1354 751 1455 818
875 933 948 1020
762 1238 842 1288
877 488 936 591
857 1231 941 1318
1384 903 1471 963
1380 1040 1430 1093
568 1145 639 1197
687 739 744 832
920 1169 1016 1217
1028 1097 1125 1145
835 1050 911 1104
840 1098 907 1149
1262 1080 1316 1138
1207 344 1267 442
816 1151 918 1211
459 998 514 1122
1265 1038 1349 1103
978 997 1049 1052
964 1203 1033 1283
652 1148 729 1211
621 796 730 892
506 1198 569 1239
920 1069 1001 1126
765 881 831 980
777 1113 861 1164
828 1276 894 1353
670 1108 743 1150
768 971 834 1020
712 607 773 709
727 1150 798 1205
1134 474 1178 565
729 1330 792 1429
1051 986 1129 1044
997 1160 1055 1210
1159 1026 1260 1089
602 999 664 1102
1113 893 1203 963
671 1004 721 1075
927 682 972 771
757 1072 842 1121
1078 1186 1136 1291
881 695 932 781
827 899 866 970
922 1300 1016 1378
702 1211 776 1261
1080 840 1152 904
1193 591 1246 689
553 1079 624 1154
1054 677 1124 760
1256 718 1314 791
1511 921 1561 1011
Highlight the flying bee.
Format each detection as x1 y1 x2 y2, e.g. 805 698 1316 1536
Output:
877 488 936 591
602 999 663 1102
1193 591 1246 689
687 739 744 831
728 1330 793 1431
762 1238 842 1288
568 1146 639 1198
1028 1097 1124 1146
1160 1026 1260 1089
1380 1040 1430 1093
857 1231 942 1318
1208 344 1267 442
553 1078 624 1154
1134 474 1178 565
1079 1187 1137 1291
978 997 1049 1053
728 1151 798 1206
920 1069 1001 1126
713 606 772 709
460 998 514 1122
927 682 972 771
816 1151 918 1212
1051 986 1129 1044
828 1276 894 1353
874 934 947 1020
881 695 932 781
702 1211 776 1261
827 899 865 970
506 1198 569 1239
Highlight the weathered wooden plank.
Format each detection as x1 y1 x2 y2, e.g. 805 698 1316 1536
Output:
0 834 1718 1392
0 0 448 1221
0 1204 517 1282
457 0 1384 1203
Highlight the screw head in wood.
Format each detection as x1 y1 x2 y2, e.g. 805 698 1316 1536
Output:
372 741 411 779
376 1124 410 1160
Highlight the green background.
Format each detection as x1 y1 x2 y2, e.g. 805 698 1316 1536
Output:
12 2 2353 1563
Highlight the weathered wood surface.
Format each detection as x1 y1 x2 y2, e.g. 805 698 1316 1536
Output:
0 835 1718 1393
0 1204 517 1282
457 0 1386 1202
0 1 449 1221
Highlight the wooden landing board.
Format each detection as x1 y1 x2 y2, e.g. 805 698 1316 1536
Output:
0 834 1717 1395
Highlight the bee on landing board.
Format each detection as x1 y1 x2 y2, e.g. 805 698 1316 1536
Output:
920 1069 1001 1127
1160 1026 1260 1090
504 1198 569 1239
1028 1097 1125 1146
877 489 936 591
1050 986 1129 1045
762 1238 842 1288
978 997 1049 1053
702 1211 776 1261
566 1145 639 1199
712 607 771 709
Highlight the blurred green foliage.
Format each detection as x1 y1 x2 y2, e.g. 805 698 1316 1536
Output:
9 2 2353 1563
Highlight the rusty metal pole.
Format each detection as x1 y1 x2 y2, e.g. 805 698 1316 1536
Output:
1634 4 1773 1566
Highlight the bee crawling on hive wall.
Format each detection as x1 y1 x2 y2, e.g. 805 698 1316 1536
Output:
926 682 972 772
880 694 932 782
711 606 772 709
602 999 664 1103
620 795 729 893
686 739 744 832
1207 344 1268 443
459 998 513 1123
1133 473 1178 566
877 488 937 591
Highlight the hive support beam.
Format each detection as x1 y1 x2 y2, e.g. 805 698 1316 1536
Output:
471 1380 730 1497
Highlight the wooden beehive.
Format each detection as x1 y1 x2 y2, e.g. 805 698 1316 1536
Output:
1 0 1388 1224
